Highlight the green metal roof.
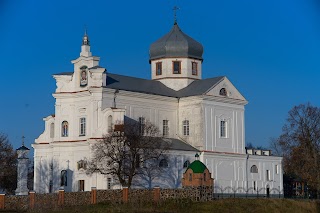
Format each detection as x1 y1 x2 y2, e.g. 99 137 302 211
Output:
187 160 207 174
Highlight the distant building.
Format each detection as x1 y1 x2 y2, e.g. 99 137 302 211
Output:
33 21 283 195
15 139 30 195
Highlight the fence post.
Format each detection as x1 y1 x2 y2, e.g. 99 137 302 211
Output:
29 191 35 210
91 187 97 204
153 187 160 203
122 187 128 203
58 189 65 206
0 193 4 209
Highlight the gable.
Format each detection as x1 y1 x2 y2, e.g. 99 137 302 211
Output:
205 77 247 102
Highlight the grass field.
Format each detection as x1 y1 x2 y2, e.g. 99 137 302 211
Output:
35 198 319 213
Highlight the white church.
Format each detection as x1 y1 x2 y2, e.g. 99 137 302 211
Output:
32 21 283 195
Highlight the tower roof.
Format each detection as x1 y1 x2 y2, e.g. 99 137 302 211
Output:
187 160 207 173
149 23 203 61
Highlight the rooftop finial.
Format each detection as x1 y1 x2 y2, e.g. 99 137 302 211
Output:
22 135 25 146
82 25 90 46
173 6 180 25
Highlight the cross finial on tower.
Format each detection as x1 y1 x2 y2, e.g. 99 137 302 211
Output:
82 25 90 46
22 135 25 146
173 6 180 24
84 25 87 36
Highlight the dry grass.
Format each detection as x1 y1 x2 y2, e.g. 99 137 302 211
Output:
2 198 319 213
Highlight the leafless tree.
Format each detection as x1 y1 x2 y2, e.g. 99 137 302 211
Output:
0 133 17 194
88 121 169 188
273 103 320 198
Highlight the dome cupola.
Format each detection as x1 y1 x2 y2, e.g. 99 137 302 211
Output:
149 23 203 61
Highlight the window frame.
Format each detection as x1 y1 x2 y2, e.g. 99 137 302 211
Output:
266 170 271 181
275 165 279 174
159 159 168 168
50 123 54 138
163 120 169 137
183 160 190 168
183 120 190 136
79 117 86 136
220 120 227 138
78 180 85 192
156 62 162 76
61 121 69 137
172 61 181 74
219 88 227 96
192 62 198 75
250 165 258 173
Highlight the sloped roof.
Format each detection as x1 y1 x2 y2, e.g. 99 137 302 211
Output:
162 138 199 152
17 145 30 151
106 73 224 98
52 71 224 98
187 160 207 173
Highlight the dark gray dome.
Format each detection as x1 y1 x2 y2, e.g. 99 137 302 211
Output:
149 23 203 61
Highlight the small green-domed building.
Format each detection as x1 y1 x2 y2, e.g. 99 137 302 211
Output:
182 154 214 187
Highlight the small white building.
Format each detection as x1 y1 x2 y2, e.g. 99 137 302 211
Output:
33 22 283 195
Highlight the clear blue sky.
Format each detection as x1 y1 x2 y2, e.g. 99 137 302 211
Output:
1 0 320 152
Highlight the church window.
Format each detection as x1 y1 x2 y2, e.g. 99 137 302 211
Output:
60 170 67 186
219 88 227 96
61 121 69 137
108 115 113 133
156 62 162 75
183 160 190 168
204 172 207 181
192 62 198 75
79 117 86 136
220 120 227 138
50 123 54 138
172 61 181 74
107 177 112 189
266 170 271 181
250 165 258 173
159 159 168 168
163 120 169 136
189 173 192 181
78 180 85 191
139 117 145 135
77 160 87 170
183 120 189 136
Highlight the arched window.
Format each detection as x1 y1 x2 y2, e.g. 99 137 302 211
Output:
50 123 54 138
61 121 68 137
60 170 67 186
108 115 113 133
159 159 168 168
250 165 258 173
182 120 189 136
219 88 227 96
77 160 87 170
183 160 190 168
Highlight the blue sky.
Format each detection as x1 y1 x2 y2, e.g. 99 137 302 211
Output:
1 0 320 152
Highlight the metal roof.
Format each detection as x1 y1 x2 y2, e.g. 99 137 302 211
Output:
149 23 204 61
162 138 199 152
53 71 224 98
106 73 224 98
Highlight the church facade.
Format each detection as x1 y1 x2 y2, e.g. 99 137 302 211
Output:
33 23 283 195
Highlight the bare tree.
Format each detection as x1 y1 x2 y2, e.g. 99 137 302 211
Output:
0 133 17 194
274 103 320 198
88 121 168 188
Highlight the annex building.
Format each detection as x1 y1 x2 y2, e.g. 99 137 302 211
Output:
33 21 283 195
